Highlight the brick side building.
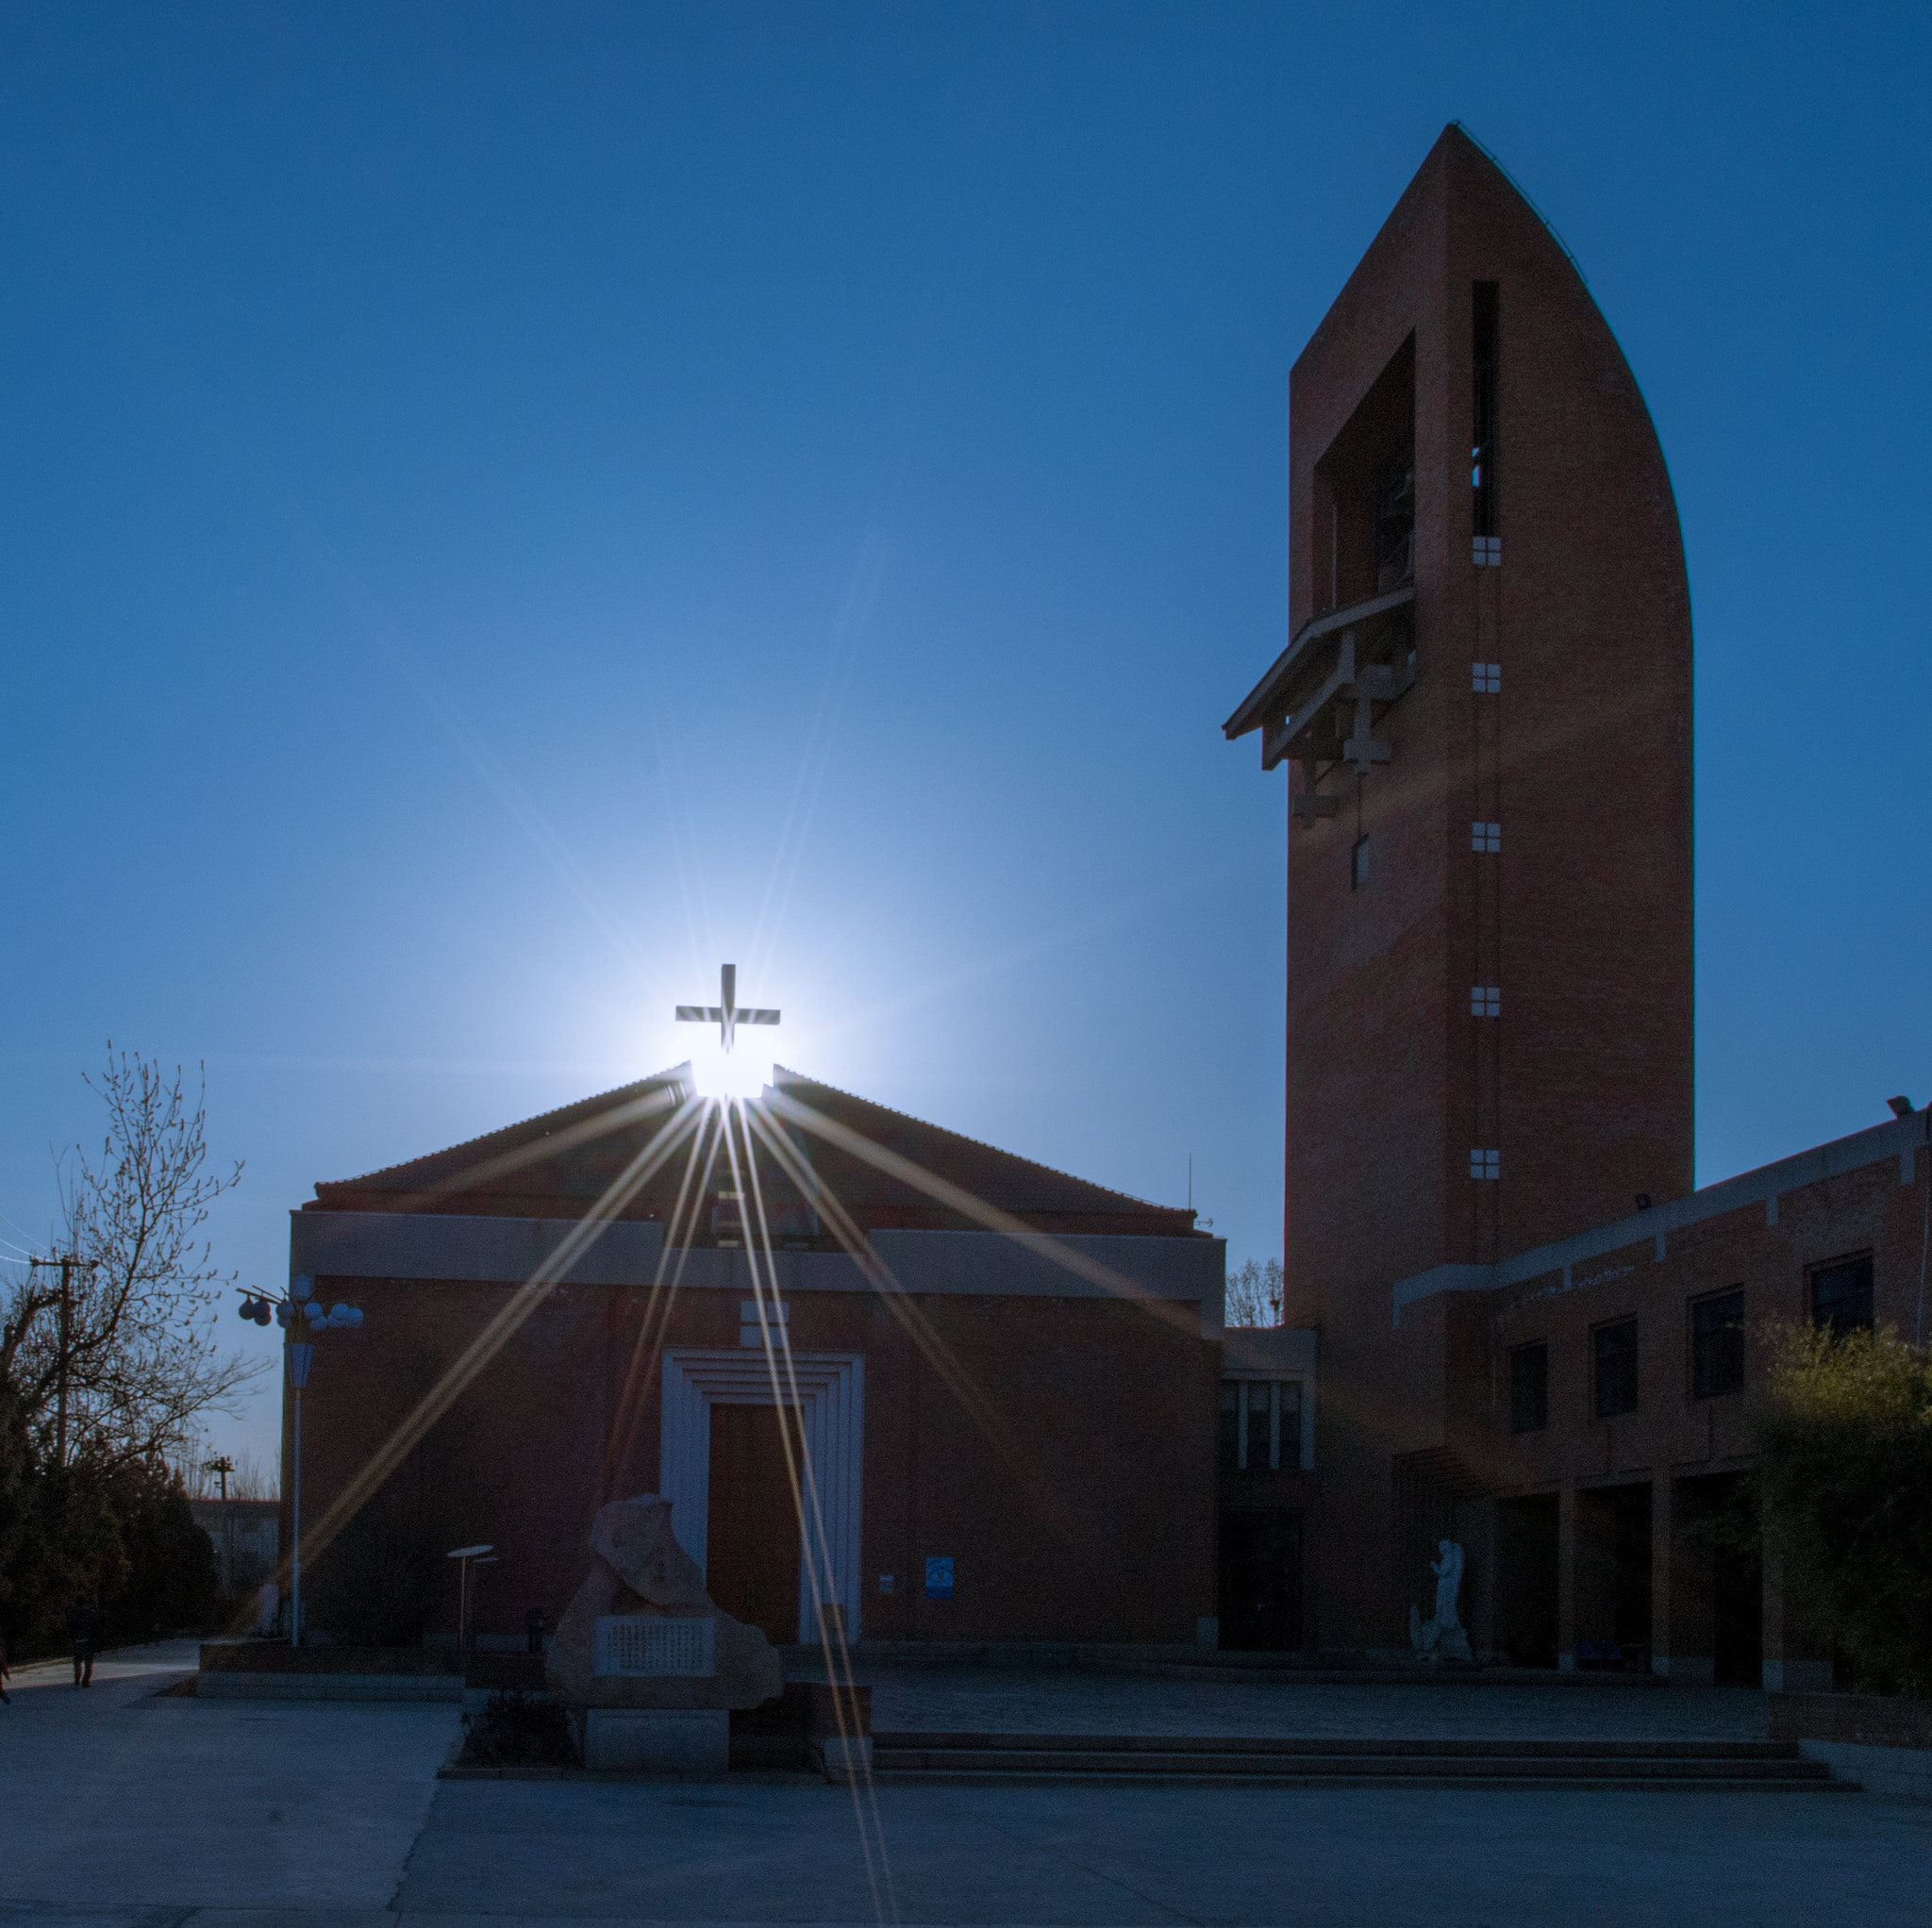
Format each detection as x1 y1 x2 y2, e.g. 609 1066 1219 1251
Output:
1223 124 1927 1684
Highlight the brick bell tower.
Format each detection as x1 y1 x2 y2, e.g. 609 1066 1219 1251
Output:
1226 125 1693 1326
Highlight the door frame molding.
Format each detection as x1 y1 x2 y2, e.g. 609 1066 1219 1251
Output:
661 1348 864 1644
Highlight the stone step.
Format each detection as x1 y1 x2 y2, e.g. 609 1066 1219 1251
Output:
874 1732 1802 1760
868 1734 1851 1790
871 1768 1858 1792
875 1749 1832 1780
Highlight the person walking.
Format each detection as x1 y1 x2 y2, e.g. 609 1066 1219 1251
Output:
69 1601 98 1687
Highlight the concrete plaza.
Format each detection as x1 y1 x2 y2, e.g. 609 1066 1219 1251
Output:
2 1644 1928 1928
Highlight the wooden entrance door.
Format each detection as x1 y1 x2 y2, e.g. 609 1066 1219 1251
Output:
706 1402 805 1644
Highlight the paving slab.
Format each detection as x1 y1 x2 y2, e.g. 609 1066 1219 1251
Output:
5 1652 1930 1928
0 1641 452 1913
390 1774 1932 1925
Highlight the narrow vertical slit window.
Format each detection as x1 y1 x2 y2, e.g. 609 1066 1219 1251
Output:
1690 1289 1745 1400
1509 1342 1548 1434
1277 1382 1303 1470
1351 835 1370 890
1593 1319 1639 1419
1473 280 1499 540
1218 1381 1241 1471
1245 1381 1271 1471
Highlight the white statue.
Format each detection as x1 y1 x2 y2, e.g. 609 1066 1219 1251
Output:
1409 1539 1473 1664
1431 1539 1465 1632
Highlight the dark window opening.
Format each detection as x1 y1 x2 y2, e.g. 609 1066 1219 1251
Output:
1509 1341 1548 1434
1810 1255 1874 1337
1245 1381 1272 1471
1221 1379 1303 1472
1218 1381 1240 1471
1691 1289 1745 1400
1472 280 1498 539
1312 336 1414 612
1277 1382 1303 1471
1351 835 1370 890
1593 1319 1638 1419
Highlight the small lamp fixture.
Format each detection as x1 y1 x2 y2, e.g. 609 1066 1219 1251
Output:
1887 1095 1915 1120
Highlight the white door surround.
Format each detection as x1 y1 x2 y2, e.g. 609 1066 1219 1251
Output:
660 1348 864 1645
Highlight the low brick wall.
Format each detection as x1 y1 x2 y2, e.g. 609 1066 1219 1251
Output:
201 1642 458 1676
198 1671 464 1703
1768 1693 1932 1751
1769 1694 1932 1802
198 1642 536 1704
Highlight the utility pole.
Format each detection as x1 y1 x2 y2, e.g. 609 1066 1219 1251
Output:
27 1255 99 1469
204 1455 237 1593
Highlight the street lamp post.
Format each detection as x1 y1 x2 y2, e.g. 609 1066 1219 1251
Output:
447 1545 495 1653
237 1277 364 1646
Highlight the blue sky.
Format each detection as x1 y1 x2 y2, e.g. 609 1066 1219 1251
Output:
4 3 1928 1471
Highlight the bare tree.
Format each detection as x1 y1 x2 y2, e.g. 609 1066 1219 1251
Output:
1225 1257 1285 1328
0 1047 264 1471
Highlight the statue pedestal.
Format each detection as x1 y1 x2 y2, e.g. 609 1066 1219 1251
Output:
581 1707 728 1776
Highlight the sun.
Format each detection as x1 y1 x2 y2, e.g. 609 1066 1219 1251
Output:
689 1046 772 1101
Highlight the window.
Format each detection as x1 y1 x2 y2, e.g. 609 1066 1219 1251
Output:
1472 661 1501 692
1472 537 1502 566
1691 1289 1745 1400
1473 280 1499 539
1471 821 1501 853
1220 1379 1303 1471
1510 1342 1548 1433
1593 1319 1639 1419
1470 1148 1499 1180
1471 986 1500 1018
1351 836 1370 890
1810 1255 1874 1337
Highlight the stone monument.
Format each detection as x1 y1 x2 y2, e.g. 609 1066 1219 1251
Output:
1407 1537 1473 1665
549 1493 784 1772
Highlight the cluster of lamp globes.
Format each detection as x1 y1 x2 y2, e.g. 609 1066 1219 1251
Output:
236 1286 364 1331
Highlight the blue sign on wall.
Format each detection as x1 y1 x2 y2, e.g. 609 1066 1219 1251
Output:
924 1555 954 1600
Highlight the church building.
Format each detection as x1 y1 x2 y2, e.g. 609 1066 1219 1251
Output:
285 1066 1228 1650
283 126 1925 1685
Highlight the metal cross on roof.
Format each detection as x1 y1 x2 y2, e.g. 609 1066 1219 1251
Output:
676 963 779 1055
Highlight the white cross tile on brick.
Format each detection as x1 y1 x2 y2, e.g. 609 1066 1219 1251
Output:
1471 821 1501 853
1470 1149 1500 1180
1472 661 1501 693
1471 986 1500 1018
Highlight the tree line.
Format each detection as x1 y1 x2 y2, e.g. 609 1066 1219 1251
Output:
1 1051 260 1656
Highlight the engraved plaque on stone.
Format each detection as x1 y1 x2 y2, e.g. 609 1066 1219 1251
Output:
594 1614 716 1678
